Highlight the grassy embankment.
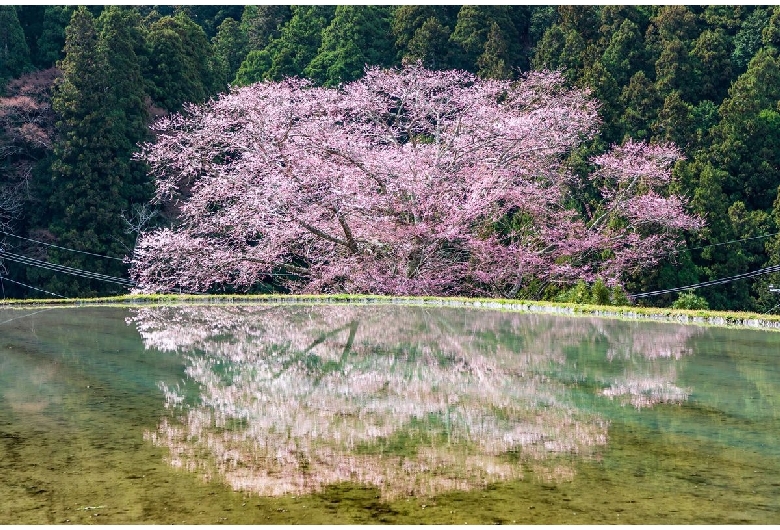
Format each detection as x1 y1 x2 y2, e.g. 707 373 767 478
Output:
1 293 780 330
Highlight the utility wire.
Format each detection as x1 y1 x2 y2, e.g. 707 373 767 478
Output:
631 264 780 298
0 249 135 287
654 232 780 259
0 229 126 261
0 274 67 298
764 302 780 315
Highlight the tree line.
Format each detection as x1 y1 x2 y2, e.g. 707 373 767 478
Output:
1 5 779 311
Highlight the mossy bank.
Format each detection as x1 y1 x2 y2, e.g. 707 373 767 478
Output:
2 293 780 331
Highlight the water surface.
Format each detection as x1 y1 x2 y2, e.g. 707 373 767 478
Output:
1 304 779 523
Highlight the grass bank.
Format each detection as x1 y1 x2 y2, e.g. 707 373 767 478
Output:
1 293 780 331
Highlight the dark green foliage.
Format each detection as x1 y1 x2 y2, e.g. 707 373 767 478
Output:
143 12 220 110
529 6 559 45
306 6 394 87
450 6 522 73
392 6 457 59
14 5 44 67
532 19 591 83
44 7 150 297
234 5 334 85
600 19 645 87
174 6 244 39
212 17 248 86
691 29 733 102
233 49 272 86
34 6 74 68
404 16 453 70
0 6 32 86
393 6 458 69
240 5 291 51
732 8 770 72
476 22 513 79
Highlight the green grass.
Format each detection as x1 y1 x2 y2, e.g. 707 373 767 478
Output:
1 292 780 330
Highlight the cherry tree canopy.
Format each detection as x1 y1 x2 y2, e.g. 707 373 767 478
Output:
130 65 703 296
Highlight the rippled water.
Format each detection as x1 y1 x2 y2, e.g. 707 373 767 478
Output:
1 304 779 523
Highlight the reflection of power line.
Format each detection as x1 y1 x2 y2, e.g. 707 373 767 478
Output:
0 307 57 326
0 249 135 287
632 264 780 299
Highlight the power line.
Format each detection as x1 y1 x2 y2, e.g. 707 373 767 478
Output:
0 249 135 287
0 274 67 299
631 264 780 298
0 229 126 261
656 232 780 259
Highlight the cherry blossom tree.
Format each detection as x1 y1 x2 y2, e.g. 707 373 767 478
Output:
130 64 703 296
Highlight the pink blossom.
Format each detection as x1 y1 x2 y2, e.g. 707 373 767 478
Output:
130 65 702 295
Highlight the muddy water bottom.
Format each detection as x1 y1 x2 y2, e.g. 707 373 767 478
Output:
1 305 779 524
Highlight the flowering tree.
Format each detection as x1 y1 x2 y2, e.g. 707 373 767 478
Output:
130 65 702 295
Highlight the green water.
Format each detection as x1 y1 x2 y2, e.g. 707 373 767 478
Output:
1 304 779 524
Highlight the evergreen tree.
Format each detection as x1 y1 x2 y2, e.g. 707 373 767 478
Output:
617 71 661 142
143 12 220 110
652 90 695 147
306 6 394 87
233 49 272 86
96 7 150 205
528 6 559 46
532 17 592 82
654 41 697 103
212 17 248 87
691 28 733 103
476 22 513 79
34 6 74 69
0 6 32 86
14 6 45 68
45 7 149 297
450 6 521 72
392 6 458 64
240 5 291 52
600 19 646 87
683 48 780 310
174 6 244 39
557 5 600 42
234 6 334 85
732 7 770 73
404 16 453 70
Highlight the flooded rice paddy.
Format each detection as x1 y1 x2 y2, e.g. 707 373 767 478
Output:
1 303 779 524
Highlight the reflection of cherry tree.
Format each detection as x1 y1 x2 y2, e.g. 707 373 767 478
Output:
129 304 699 498
587 319 699 408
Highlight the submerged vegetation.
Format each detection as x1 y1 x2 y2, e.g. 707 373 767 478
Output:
2 303 780 523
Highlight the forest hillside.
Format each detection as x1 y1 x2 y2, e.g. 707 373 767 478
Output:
1 5 780 312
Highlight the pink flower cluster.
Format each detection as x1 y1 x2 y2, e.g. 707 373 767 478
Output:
131 65 702 295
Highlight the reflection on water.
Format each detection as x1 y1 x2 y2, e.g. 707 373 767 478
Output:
129 305 701 499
